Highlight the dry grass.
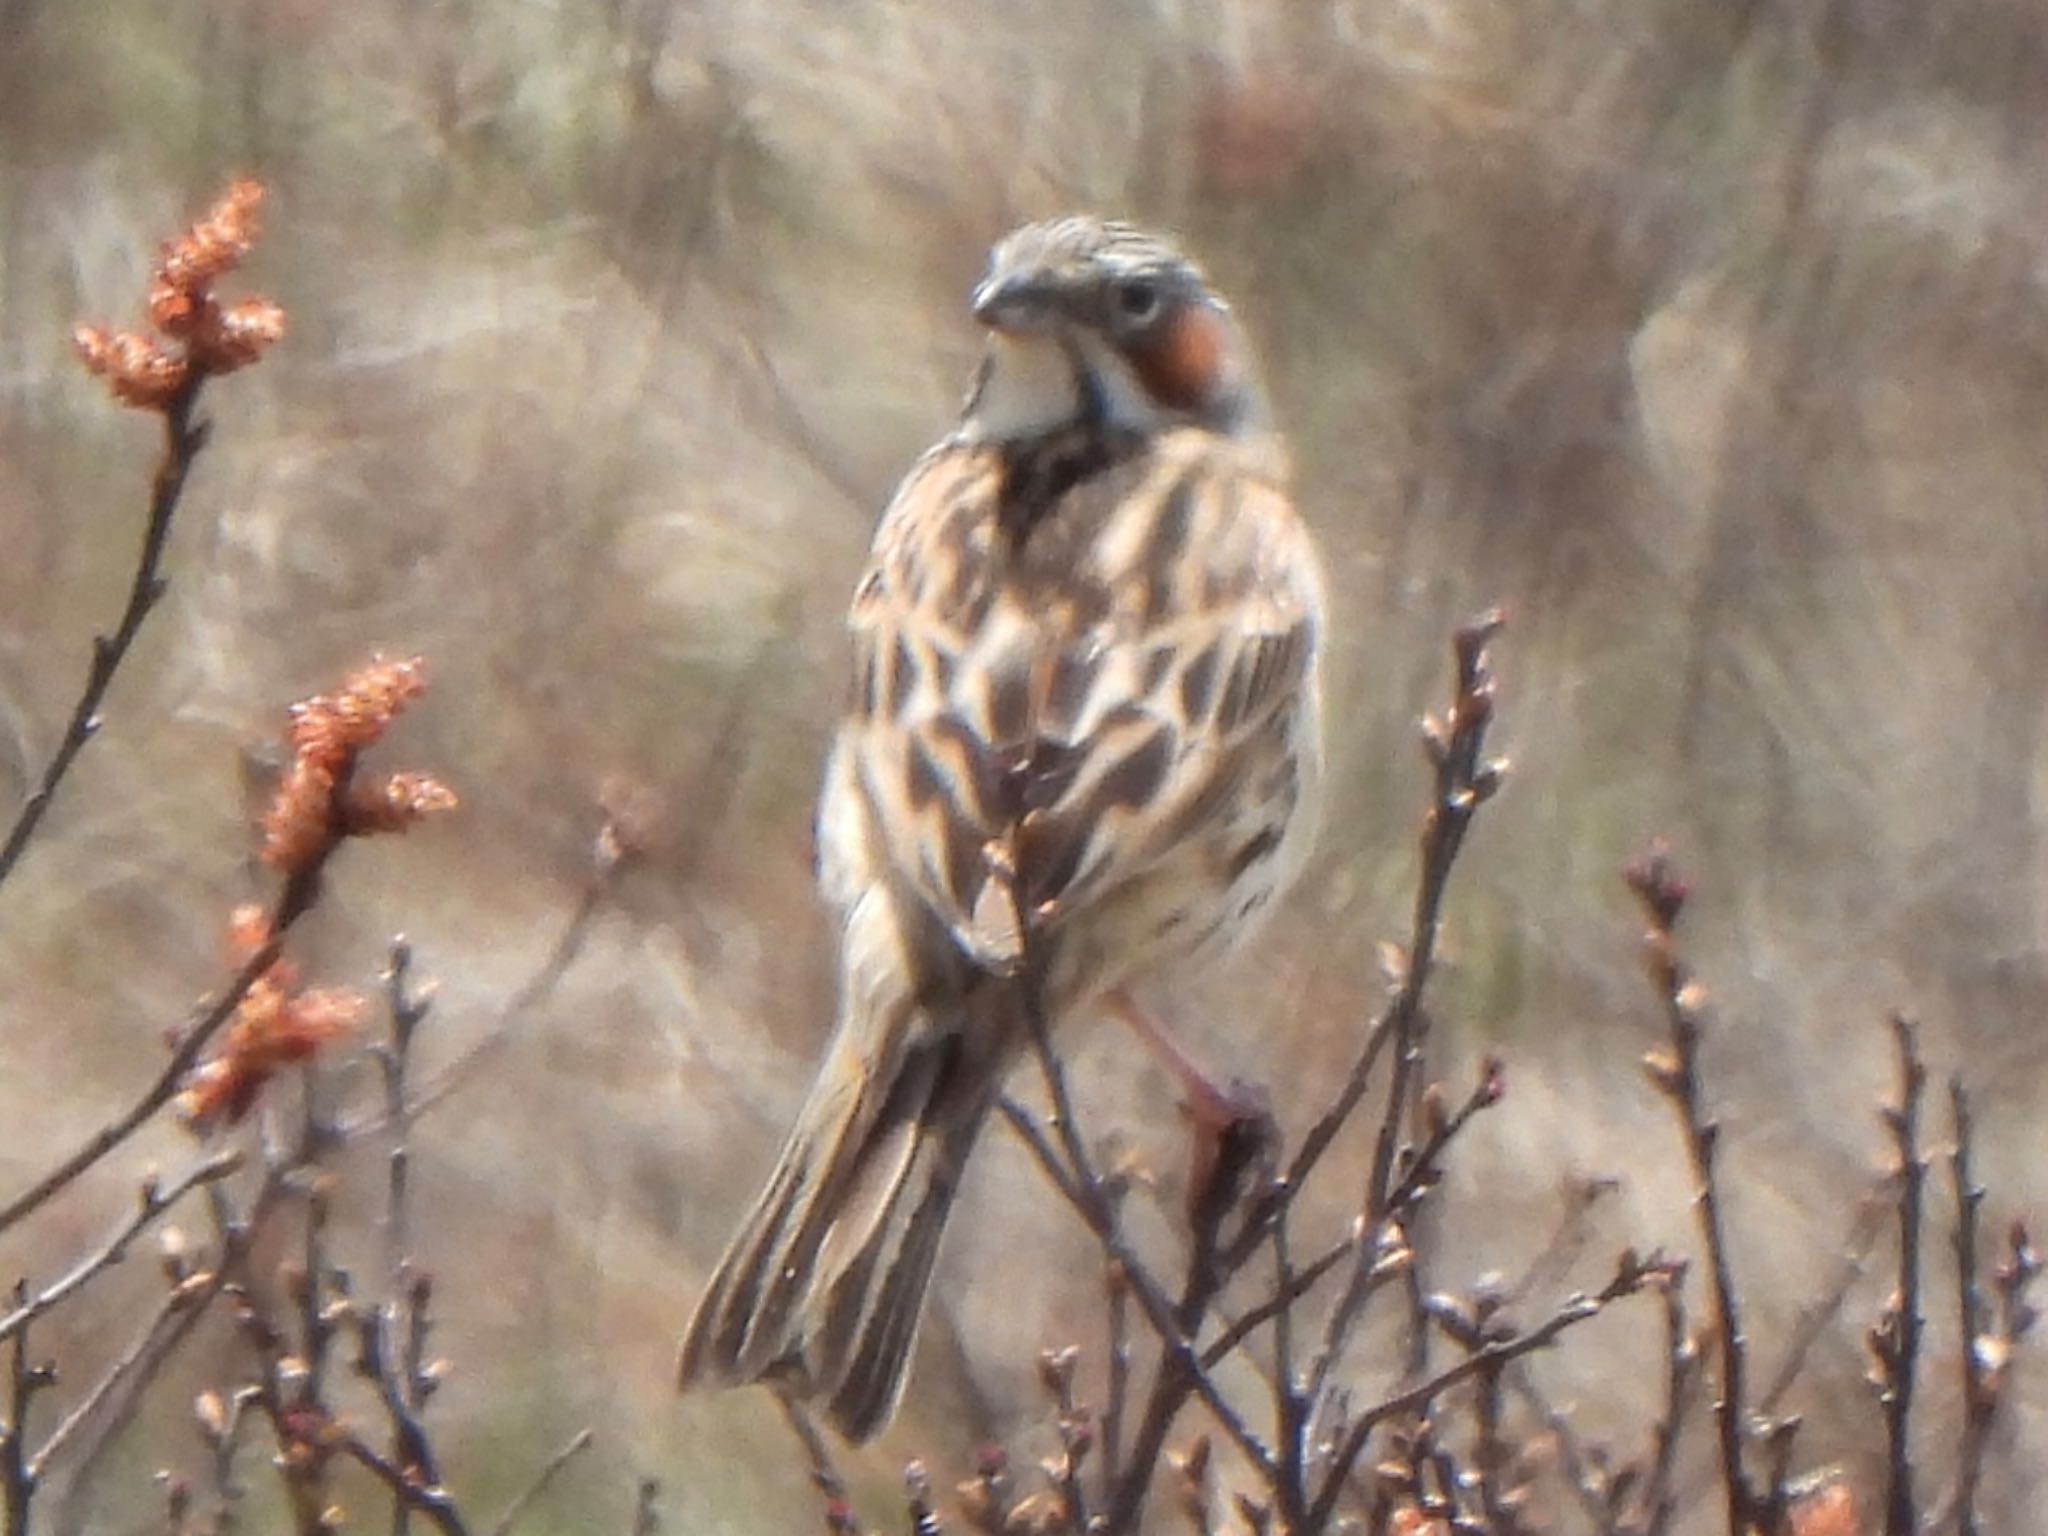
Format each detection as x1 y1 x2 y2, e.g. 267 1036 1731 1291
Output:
1 1 2045 1530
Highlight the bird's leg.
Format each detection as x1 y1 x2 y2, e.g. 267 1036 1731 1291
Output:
1107 990 1246 1130
1107 990 1273 1221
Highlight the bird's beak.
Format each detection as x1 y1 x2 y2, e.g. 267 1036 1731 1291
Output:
971 274 1058 335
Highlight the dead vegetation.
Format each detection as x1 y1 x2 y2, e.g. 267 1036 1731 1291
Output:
2 2 2048 1531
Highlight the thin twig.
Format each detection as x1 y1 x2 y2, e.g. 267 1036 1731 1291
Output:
1271 1213 1308 1519
1365 616 1505 1226
1496 1365 1615 1535
1108 1108 1265 1534
1297 1056 1507 1421
487 1428 594 1536
1502 1175 1618 1309
1872 1012 1926 1536
217 1098 348 1534
998 1097 1088 1207
379 938 431 1283
297 1129 339 1420
1168 1436 1217 1536
1634 1266 1696 1536
2 1281 53 1536
776 1393 861 1535
1471 1355 1510 1533
377 938 434 1536
233 1284 329 1532
1937 1109 2039 1536
1751 1416 1802 1536
0 942 277 1236
351 1298 451 1521
285 1071 344 1529
1302 1218 1409 1427
1948 1077 1987 1536
1223 613 1507 1274
1415 1284 1516 1533
334 1431 472 1536
196 1384 262 1536
372 856 610 1131
1102 1256 1131 1496
1627 844 1756 1535
0 373 208 891
35 1209 263 1520
1038 1347 1094 1533
1756 1173 1893 1415
27 1275 214 1482
0 847 329 1238
1420 1426 1478 1532
1200 1235 1352 1370
1385 1057 1508 1224
0 1150 240 1345
905 1461 939 1536
1021 978 1271 1535
1307 1251 1672 1533
997 1094 1280 1503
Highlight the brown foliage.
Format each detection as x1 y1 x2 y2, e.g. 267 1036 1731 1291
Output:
260 655 455 873
74 179 283 409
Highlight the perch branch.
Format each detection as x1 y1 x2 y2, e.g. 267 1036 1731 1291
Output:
0 1150 239 1345
1627 844 1756 1534
1870 1013 1926 1536
0 375 208 890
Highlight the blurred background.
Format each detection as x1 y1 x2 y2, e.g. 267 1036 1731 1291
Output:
1 0 2045 1528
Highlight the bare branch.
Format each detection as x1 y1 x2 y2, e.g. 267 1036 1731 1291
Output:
1757 1173 1893 1416
1199 1235 1351 1371
27 1273 215 1483
1366 614 1508 1228
350 1286 452 1524
996 1089 1280 1510
1037 1346 1094 1533
1869 1012 1927 1536
0 1150 239 1346
1632 1265 1697 1536
488 1428 594 1536
1939 1083 2039 1536
378 937 433 1282
0 943 276 1236
776 1393 862 1535
0 842 333 1237
1102 1256 1131 1495
2 1281 56 1536
1308 1250 1674 1533
333 1430 472 1536
1627 843 1756 1534
0 374 208 891
1949 1077 1988 1536
1229 615 1509 1276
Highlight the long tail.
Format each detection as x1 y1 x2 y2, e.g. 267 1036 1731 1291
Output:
677 983 1002 1442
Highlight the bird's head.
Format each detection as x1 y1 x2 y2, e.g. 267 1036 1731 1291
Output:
961 216 1267 443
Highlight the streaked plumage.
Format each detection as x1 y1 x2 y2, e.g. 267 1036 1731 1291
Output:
677 216 1326 1441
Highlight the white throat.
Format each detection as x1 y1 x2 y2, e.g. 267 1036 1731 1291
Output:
959 332 1172 443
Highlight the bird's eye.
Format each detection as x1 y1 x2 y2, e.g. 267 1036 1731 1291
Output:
1117 279 1161 323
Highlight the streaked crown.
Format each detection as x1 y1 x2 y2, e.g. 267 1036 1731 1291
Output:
964 216 1266 439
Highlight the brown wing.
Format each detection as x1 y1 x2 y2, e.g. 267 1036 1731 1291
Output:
836 427 1320 976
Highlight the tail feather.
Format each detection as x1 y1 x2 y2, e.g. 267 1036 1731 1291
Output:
678 999 998 1442
821 1158 965 1439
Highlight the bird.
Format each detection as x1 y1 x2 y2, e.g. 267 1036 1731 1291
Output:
677 215 1326 1442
